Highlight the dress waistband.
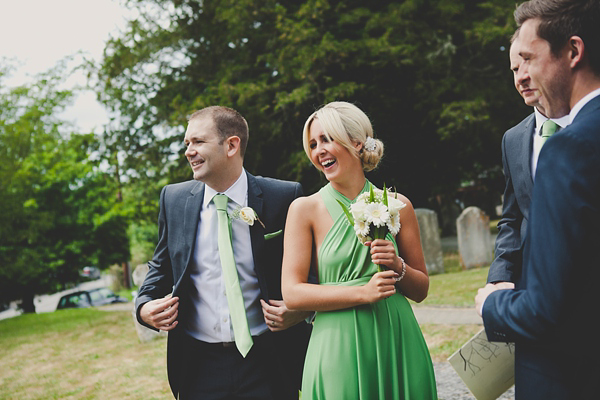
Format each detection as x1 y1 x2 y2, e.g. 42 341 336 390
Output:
322 275 372 287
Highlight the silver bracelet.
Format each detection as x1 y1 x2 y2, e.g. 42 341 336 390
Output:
395 257 406 282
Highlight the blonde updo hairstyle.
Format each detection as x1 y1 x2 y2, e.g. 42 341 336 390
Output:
302 101 384 172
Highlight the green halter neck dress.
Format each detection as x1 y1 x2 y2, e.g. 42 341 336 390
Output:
301 182 437 399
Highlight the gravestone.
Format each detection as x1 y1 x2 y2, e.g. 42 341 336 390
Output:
415 208 445 275
132 263 149 287
131 263 167 342
456 207 492 269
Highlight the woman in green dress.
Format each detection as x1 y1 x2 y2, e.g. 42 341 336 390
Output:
282 102 437 399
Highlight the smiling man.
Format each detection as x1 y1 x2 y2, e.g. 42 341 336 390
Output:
476 0 600 398
135 106 311 399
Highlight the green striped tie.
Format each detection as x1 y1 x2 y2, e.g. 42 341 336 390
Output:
213 194 253 357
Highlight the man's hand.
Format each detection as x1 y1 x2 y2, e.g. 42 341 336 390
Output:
475 283 513 317
492 281 516 290
260 299 311 332
140 294 179 331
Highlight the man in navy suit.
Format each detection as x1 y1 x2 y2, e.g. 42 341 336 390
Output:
135 106 311 399
487 30 569 287
476 0 600 398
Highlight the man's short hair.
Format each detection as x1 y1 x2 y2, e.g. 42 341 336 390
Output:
189 106 249 157
514 0 600 75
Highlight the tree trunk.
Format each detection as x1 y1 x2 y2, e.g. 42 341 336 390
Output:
122 261 131 289
21 292 36 313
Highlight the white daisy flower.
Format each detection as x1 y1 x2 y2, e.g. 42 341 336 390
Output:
365 202 390 227
354 218 370 237
387 213 401 236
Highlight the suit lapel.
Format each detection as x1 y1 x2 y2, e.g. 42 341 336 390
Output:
247 173 268 297
177 181 204 289
523 115 535 193
516 115 535 218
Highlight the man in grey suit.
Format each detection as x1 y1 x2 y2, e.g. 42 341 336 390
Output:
487 30 569 287
135 106 311 399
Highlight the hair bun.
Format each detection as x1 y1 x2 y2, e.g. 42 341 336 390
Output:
361 137 384 172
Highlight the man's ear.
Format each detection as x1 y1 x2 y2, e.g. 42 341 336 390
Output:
226 136 242 157
568 35 585 69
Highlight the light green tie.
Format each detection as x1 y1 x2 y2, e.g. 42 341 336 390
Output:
213 194 253 357
541 120 559 145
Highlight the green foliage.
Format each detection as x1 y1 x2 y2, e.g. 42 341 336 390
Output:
94 0 529 212
0 61 130 310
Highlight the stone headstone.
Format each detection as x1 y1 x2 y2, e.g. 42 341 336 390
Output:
415 208 445 275
130 263 167 342
456 207 492 269
132 311 168 342
132 264 149 287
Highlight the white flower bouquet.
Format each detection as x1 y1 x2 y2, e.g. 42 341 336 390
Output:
337 184 406 245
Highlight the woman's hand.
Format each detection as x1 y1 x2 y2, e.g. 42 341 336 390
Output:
366 239 402 273
260 299 312 332
361 270 399 303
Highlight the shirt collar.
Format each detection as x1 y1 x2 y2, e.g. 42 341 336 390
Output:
534 107 570 134
203 169 248 209
569 87 600 124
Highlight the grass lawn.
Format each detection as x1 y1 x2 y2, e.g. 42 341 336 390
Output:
0 257 490 398
421 261 490 307
417 259 488 362
421 324 482 362
0 308 171 399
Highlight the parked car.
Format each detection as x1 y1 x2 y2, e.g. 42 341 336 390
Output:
56 288 128 310
80 266 101 280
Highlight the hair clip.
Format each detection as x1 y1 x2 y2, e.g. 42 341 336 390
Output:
364 137 377 152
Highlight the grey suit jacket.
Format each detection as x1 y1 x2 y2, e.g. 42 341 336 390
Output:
135 172 311 398
487 113 535 284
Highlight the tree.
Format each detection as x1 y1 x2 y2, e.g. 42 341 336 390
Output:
95 0 531 216
0 61 130 312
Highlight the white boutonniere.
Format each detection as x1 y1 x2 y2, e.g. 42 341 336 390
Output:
231 207 266 228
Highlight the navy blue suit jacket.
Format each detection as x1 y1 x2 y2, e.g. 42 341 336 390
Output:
488 113 535 284
483 96 600 399
136 172 311 398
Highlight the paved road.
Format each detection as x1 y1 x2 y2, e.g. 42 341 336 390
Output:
0 275 113 320
413 306 483 325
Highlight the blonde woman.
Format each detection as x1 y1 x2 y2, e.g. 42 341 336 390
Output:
282 102 437 399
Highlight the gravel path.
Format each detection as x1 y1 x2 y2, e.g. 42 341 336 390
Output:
435 362 514 399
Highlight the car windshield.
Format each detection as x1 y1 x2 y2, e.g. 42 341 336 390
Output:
61 293 90 307
90 288 115 301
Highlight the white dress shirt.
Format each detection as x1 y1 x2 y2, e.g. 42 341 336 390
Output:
185 169 267 342
531 108 570 178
